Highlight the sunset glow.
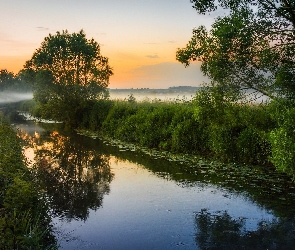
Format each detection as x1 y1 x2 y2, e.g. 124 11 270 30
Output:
1 0 213 88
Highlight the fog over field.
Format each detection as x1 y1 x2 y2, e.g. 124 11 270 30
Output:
0 88 269 104
109 86 200 102
0 91 33 104
109 91 196 101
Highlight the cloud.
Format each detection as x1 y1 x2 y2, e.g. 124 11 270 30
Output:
36 26 49 31
168 40 176 43
146 54 159 59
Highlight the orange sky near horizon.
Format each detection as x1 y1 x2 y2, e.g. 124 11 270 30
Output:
0 0 213 88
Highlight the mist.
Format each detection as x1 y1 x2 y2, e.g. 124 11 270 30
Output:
0 91 33 104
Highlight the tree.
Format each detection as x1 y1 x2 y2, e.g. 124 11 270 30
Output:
0 70 15 91
176 0 295 100
24 30 113 125
195 209 295 249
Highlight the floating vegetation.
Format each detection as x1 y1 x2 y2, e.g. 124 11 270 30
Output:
73 127 295 218
18 111 63 124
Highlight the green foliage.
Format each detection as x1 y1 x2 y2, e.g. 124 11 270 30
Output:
174 0 295 176
114 88 273 165
138 104 174 148
192 87 273 163
237 128 270 165
17 85 295 180
25 30 113 90
18 99 38 113
0 116 56 249
94 90 277 166
268 101 295 179
171 111 203 153
80 99 114 130
102 101 139 138
178 0 295 99
192 87 240 160
0 69 32 92
0 70 15 91
269 127 295 178
24 30 113 127
18 82 295 179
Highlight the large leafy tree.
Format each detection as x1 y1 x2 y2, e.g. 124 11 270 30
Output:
177 0 295 100
24 30 113 125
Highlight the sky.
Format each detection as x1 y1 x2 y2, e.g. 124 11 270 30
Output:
0 0 214 88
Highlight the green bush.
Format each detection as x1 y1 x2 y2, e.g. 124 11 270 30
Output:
95 92 277 167
192 86 242 161
18 99 38 113
81 99 114 130
102 101 138 137
171 118 202 153
138 105 174 148
269 128 295 178
18 85 295 180
237 128 270 165
268 103 295 179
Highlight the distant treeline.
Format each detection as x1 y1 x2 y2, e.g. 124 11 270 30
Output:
0 69 32 92
22 86 295 180
109 86 201 94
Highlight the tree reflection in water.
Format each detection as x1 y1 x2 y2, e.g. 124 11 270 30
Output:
195 209 295 250
23 129 113 222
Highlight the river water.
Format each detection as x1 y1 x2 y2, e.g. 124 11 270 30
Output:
13 116 295 249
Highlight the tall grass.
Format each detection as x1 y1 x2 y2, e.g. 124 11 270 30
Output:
0 114 57 249
22 89 295 180
92 98 273 166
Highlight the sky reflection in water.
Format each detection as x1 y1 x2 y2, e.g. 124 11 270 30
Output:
16 120 294 250
53 158 274 250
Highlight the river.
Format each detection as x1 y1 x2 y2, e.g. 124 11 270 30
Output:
12 114 295 249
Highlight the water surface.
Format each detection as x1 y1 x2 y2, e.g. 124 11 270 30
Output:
15 118 295 250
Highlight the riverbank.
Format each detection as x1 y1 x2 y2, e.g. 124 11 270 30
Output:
14 113 295 249
0 113 57 249
17 89 295 181
5 101 295 248
78 99 272 165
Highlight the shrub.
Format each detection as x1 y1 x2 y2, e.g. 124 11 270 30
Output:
268 103 295 179
102 101 138 137
20 86 295 180
138 105 174 148
81 99 113 130
237 128 270 165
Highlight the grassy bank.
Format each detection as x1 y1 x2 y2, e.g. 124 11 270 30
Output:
20 88 295 180
0 113 57 249
78 95 294 180
80 98 272 165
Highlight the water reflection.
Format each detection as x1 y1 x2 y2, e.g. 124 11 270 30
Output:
14 120 295 249
195 209 295 250
19 125 113 221
96 142 295 218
